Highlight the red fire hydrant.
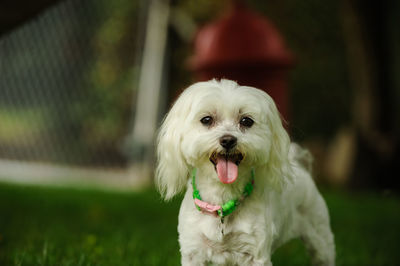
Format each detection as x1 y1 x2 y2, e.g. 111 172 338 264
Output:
188 2 294 122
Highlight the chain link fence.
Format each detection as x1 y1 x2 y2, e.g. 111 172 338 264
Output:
0 0 150 188
0 0 142 169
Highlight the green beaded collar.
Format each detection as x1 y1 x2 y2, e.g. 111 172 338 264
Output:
192 168 255 217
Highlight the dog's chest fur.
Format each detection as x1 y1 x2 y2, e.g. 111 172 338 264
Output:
179 190 271 265
196 218 259 265
200 217 259 255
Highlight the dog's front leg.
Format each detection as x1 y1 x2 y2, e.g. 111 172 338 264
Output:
299 193 335 266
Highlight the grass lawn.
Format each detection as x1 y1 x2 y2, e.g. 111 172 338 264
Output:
0 182 399 265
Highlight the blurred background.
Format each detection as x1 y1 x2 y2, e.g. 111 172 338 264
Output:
0 0 400 265
1 0 399 191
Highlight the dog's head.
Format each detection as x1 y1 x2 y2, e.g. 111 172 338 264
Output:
156 79 291 200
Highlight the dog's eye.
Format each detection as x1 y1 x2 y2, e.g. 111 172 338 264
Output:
200 116 213 126
240 117 254 128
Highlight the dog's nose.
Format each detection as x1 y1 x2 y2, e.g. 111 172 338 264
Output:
219 135 237 150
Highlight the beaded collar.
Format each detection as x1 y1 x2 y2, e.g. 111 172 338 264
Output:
191 168 255 218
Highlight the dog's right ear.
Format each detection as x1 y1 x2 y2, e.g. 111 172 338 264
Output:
155 98 189 200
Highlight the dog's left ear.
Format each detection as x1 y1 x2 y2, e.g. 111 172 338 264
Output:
264 96 293 191
155 96 190 200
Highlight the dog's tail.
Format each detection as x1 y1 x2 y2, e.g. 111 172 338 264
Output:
289 143 313 173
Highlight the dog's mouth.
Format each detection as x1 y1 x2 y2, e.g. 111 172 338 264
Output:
210 152 243 184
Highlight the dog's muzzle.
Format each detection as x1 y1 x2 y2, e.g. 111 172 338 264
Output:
210 146 243 184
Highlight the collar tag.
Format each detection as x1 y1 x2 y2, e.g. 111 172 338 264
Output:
194 198 221 217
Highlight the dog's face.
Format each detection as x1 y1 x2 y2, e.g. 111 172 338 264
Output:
156 80 290 199
179 82 275 184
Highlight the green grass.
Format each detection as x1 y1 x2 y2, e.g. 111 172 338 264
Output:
0 183 399 265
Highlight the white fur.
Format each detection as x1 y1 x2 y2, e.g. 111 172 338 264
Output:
156 79 335 266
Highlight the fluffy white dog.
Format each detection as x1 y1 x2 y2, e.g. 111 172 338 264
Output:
156 79 335 266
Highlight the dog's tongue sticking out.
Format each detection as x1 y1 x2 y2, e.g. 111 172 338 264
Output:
216 157 238 184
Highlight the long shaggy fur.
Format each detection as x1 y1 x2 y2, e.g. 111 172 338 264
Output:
156 79 335 265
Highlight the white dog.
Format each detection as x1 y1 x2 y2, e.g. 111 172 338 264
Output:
156 79 335 266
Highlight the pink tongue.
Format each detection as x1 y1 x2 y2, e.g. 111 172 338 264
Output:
216 157 238 184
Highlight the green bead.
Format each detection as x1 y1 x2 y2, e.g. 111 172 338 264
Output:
193 189 201 200
221 200 238 216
